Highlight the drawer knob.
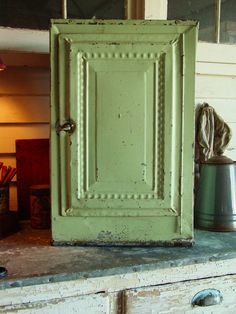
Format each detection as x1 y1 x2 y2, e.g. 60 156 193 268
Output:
192 289 223 307
56 119 76 135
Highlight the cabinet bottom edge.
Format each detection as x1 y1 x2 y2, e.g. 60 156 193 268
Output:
51 238 194 247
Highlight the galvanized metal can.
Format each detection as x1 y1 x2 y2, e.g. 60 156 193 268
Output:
30 184 50 229
195 156 236 231
0 185 9 214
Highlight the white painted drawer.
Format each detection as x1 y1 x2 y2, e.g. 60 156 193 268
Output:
0 292 110 314
124 274 236 313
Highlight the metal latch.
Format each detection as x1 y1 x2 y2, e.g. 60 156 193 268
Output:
56 119 76 135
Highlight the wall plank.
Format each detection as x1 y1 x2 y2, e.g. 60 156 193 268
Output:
0 124 49 153
0 52 49 67
196 62 236 76
197 42 236 63
0 96 50 123
0 67 49 95
195 75 236 99
0 27 49 53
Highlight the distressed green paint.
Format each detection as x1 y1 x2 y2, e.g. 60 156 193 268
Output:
50 20 198 245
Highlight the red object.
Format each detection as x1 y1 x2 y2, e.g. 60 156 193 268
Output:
0 166 8 185
0 58 6 71
2 167 16 186
16 139 50 219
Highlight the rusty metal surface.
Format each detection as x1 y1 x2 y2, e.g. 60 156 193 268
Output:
52 238 194 247
0 222 236 290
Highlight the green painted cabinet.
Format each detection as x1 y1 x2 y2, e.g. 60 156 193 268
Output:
50 20 197 245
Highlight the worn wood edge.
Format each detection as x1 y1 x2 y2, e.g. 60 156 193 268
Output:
0 291 113 313
123 274 236 313
0 258 236 307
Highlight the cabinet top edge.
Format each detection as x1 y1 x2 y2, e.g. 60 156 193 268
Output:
51 19 198 27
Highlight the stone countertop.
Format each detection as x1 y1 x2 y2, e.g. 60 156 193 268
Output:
0 222 236 290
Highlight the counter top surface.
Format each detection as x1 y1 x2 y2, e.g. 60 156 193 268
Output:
0 223 236 290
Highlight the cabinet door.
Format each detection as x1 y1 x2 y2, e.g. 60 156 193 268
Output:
51 20 197 245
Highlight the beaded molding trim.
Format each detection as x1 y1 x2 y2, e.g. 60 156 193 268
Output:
83 52 160 60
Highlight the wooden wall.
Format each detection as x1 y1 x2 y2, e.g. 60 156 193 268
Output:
0 53 50 210
1 42 236 211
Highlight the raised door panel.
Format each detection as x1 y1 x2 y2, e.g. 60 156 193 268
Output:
61 40 175 214
51 20 197 245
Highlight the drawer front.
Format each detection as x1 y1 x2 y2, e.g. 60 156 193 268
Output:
124 274 236 313
1 292 111 314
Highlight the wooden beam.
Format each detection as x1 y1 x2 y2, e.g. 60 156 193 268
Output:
144 0 168 20
125 0 144 19
125 0 168 20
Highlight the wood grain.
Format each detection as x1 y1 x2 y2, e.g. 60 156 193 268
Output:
125 274 236 313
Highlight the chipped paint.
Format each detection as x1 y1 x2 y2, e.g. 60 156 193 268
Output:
51 19 197 245
135 289 160 297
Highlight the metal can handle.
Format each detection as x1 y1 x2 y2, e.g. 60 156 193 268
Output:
192 288 223 307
